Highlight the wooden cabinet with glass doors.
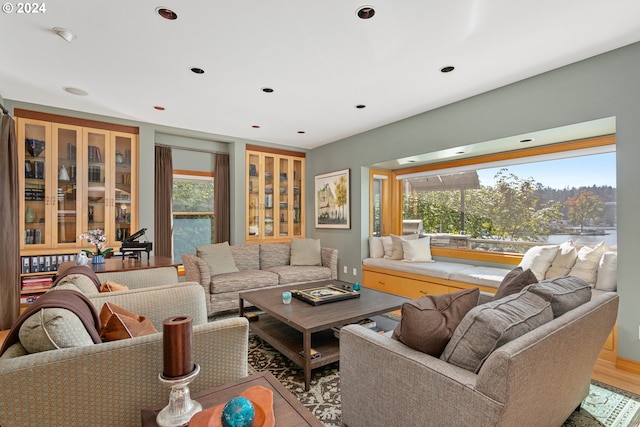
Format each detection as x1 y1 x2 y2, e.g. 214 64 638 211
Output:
246 147 305 241
17 114 138 256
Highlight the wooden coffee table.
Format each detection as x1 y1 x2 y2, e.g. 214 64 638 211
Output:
141 371 323 426
239 280 407 390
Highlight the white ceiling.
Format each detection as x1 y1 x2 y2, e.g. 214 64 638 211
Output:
1 1 640 150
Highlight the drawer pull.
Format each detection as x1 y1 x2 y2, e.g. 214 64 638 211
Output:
378 281 385 285
419 291 429 295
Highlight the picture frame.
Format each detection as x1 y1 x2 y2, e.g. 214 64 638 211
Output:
315 168 350 229
292 285 360 305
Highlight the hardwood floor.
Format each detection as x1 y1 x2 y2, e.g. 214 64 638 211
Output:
0 328 638 394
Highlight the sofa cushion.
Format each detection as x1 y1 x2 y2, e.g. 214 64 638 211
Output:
260 243 290 269
290 238 322 266
545 240 578 279
197 242 239 276
569 241 608 286
369 237 384 258
267 265 332 285
518 245 559 281
391 288 479 356
211 270 280 294
595 251 617 292
493 267 538 300
401 236 433 263
230 244 260 271
440 291 553 373
19 308 95 353
522 276 592 317
99 302 158 342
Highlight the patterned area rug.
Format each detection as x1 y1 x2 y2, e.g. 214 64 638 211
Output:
247 334 640 427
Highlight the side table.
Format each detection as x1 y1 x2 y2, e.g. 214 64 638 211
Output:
141 371 323 427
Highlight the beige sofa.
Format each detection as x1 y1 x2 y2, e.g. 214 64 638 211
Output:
0 282 249 427
340 288 619 427
183 241 338 316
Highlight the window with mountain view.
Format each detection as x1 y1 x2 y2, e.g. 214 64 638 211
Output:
400 145 616 254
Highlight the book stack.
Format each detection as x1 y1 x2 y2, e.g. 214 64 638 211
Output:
332 318 377 339
22 276 54 293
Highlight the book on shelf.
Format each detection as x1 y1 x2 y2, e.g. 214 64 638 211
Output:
298 348 321 360
20 294 43 305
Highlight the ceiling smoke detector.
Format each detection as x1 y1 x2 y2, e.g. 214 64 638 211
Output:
53 27 76 42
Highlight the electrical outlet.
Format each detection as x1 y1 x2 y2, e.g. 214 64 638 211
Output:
343 265 347 274
352 267 357 276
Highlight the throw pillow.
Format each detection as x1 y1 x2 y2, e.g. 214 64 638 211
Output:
99 302 158 342
493 267 538 300
196 241 240 276
569 241 608 286
386 234 404 260
19 308 95 353
522 276 592 318
369 237 384 258
440 291 553 373
518 245 559 281
392 288 479 356
99 281 129 292
545 240 578 279
595 251 617 292
401 236 433 262
381 236 393 258
290 238 322 266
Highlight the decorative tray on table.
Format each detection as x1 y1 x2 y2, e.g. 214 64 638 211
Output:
292 285 360 306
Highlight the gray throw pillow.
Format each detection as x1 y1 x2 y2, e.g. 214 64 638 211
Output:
196 241 239 276
441 291 553 373
392 288 479 356
290 238 322 266
522 276 592 318
493 267 538 300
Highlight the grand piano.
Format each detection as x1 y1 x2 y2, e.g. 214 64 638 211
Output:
119 228 153 261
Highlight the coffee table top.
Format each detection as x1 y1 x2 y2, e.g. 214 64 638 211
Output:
141 371 323 427
240 280 407 333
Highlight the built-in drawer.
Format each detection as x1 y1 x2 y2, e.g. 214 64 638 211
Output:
402 277 449 298
363 270 405 296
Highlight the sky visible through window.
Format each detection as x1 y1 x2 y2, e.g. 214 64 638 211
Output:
477 152 616 189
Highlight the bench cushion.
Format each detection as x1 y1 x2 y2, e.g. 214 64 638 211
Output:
449 266 513 289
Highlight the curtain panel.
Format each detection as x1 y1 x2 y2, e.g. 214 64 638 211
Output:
0 114 20 329
214 153 230 243
154 145 173 257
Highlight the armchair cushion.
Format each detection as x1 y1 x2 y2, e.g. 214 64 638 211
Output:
391 288 479 356
441 291 553 373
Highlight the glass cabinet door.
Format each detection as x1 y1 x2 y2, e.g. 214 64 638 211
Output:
278 157 289 238
112 132 134 243
292 158 303 237
83 128 108 248
263 155 275 238
247 153 261 238
53 124 82 246
21 120 51 248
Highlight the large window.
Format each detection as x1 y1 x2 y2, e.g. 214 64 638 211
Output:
396 138 616 255
172 171 214 261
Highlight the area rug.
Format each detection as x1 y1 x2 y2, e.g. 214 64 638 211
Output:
247 334 640 427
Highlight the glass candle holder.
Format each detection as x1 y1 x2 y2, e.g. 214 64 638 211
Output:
282 291 292 304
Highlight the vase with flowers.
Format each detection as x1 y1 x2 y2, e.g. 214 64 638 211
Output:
79 229 113 264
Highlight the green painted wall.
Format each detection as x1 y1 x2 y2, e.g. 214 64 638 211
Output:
306 41 640 361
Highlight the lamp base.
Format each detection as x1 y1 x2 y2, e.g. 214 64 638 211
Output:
156 364 202 427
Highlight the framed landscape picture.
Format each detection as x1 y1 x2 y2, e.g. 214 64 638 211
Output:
315 168 350 229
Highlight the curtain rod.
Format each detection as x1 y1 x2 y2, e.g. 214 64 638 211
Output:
0 102 9 116
155 143 228 156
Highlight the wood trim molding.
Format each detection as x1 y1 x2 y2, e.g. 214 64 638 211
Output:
616 357 640 375
246 144 306 158
431 247 522 265
173 169 214 177
15 108 140 134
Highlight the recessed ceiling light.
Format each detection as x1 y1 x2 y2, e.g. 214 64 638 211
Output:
440 66 455 73
63 87 88 96
156 7 177 20
356 6 375 19
261 87 274 93
154 106 166 111
252 125 260 129
519 138 534 143
190 67 205 74
355 104 366 109
53 27 76 42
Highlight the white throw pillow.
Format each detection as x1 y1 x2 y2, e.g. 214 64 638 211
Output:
383 235 404 260
518 245 559 281
381 236 394 258
401 236 434 262
595 251 617 291
369 237 384 258
545 240 578 279
569 241 608 286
